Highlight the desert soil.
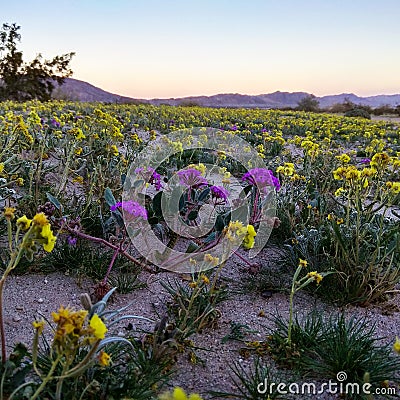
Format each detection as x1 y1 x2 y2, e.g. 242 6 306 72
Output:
3 246 400 399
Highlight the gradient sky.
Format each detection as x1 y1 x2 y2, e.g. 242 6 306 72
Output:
2 0 400 99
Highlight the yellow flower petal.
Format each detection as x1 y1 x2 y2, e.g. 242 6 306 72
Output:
90 314 107 339
17 215 32 230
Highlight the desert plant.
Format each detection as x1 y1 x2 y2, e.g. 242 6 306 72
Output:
210 357 290 399
344 108 371 119
309 315 400 395
161 271 228 341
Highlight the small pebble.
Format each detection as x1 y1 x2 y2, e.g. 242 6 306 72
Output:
44 279 48 284
37 298 44 304
16 306 24 311
13 316 21 322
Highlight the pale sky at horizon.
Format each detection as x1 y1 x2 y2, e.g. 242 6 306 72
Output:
2 0 400 99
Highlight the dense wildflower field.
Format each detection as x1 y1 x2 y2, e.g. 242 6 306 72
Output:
0 101 399 399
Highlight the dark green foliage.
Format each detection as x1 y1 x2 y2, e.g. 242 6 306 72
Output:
32 339 169 399
0 23 74 101
108 268 146 294
210 357 290 399
221 321 258 344
0 343 32 398
344 108 371 119
161 274 228 340
296 95 320 112
268 311 400 399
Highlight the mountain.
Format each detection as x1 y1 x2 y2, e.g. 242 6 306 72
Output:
53 78 140 103
56 78 400 108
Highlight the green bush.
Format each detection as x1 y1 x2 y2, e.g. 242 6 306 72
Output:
344 108 371 119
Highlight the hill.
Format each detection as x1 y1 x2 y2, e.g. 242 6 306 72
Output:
56 78 400 109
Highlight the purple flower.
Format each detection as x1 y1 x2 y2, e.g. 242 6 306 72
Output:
135 167 163 191
149 169 163 191
50 118 60 128
177 169 208 188
67 236 77 247
242 168 281 191
210 185 229 202
110 201 147 219
231 125 238 131
261 128 267 133
361 158 371 164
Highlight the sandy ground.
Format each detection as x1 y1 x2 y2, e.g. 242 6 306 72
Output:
3 246 400 399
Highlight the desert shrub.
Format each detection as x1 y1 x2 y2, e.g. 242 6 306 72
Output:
344 108 371 119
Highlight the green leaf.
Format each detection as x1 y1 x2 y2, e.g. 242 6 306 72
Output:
186 241 199 253
198 187 210 202
152 191 163 217
188 210 198 221
104 187 117 207
215 214 227 232
46 192 62 211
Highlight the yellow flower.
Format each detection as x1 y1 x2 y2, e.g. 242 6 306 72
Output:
394 337 400 354
149 130 157 140
189 258 197 265
16 177 24 186
361 167 377 177
222 171 231 184
200 274 210 285
386 181 400 194
336 153 351 163
33 212 49 227
90 314 107 339
336 218 344 225
242 224 257 249
189 281 197 288
4 207 16 220
159 387 203 400
333 167 345 180
204 253 219 267
72 176 84 184
307 271 323 284
225 220 246 243
17 215 32 230
41 224 57 252
32 319 46 334
276 162 295 176
75 147 83 155
371 152 390 170
345 167 361 181
334 187 346 197
0 163 4 174
98 350 111 367
299 259 308 268
188 163 206 175
327 213 334 221
217 150 227 160
172 141 183 152
52 306 73 324
110 144 119 156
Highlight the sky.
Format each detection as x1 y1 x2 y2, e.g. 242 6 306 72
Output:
1 0 400 99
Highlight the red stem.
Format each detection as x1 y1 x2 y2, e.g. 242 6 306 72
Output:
64 226 153 272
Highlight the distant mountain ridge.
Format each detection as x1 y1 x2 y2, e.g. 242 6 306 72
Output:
56 78 400 108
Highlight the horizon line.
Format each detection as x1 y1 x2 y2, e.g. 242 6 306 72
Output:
68 78 400 101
